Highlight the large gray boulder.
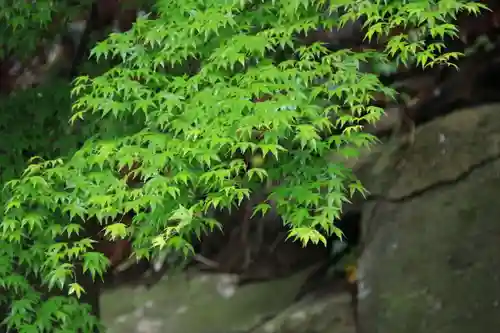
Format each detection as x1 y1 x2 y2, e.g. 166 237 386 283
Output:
356 104 500 333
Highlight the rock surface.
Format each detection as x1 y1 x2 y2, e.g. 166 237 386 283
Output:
356 104 500 333
250 291 356 333
102 266 357 333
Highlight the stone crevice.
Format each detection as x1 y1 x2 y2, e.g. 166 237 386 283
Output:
365 152 500 203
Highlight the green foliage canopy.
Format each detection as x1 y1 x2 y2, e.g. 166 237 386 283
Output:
0 0 485 332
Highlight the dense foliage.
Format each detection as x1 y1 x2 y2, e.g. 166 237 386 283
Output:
0 0 486 332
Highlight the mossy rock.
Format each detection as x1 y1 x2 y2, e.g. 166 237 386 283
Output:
356 104 500 333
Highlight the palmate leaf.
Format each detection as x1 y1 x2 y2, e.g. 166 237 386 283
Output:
68 282 86 299
0 0 486 331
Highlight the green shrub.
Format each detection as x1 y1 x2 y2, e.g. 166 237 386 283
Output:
0 0 485 331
